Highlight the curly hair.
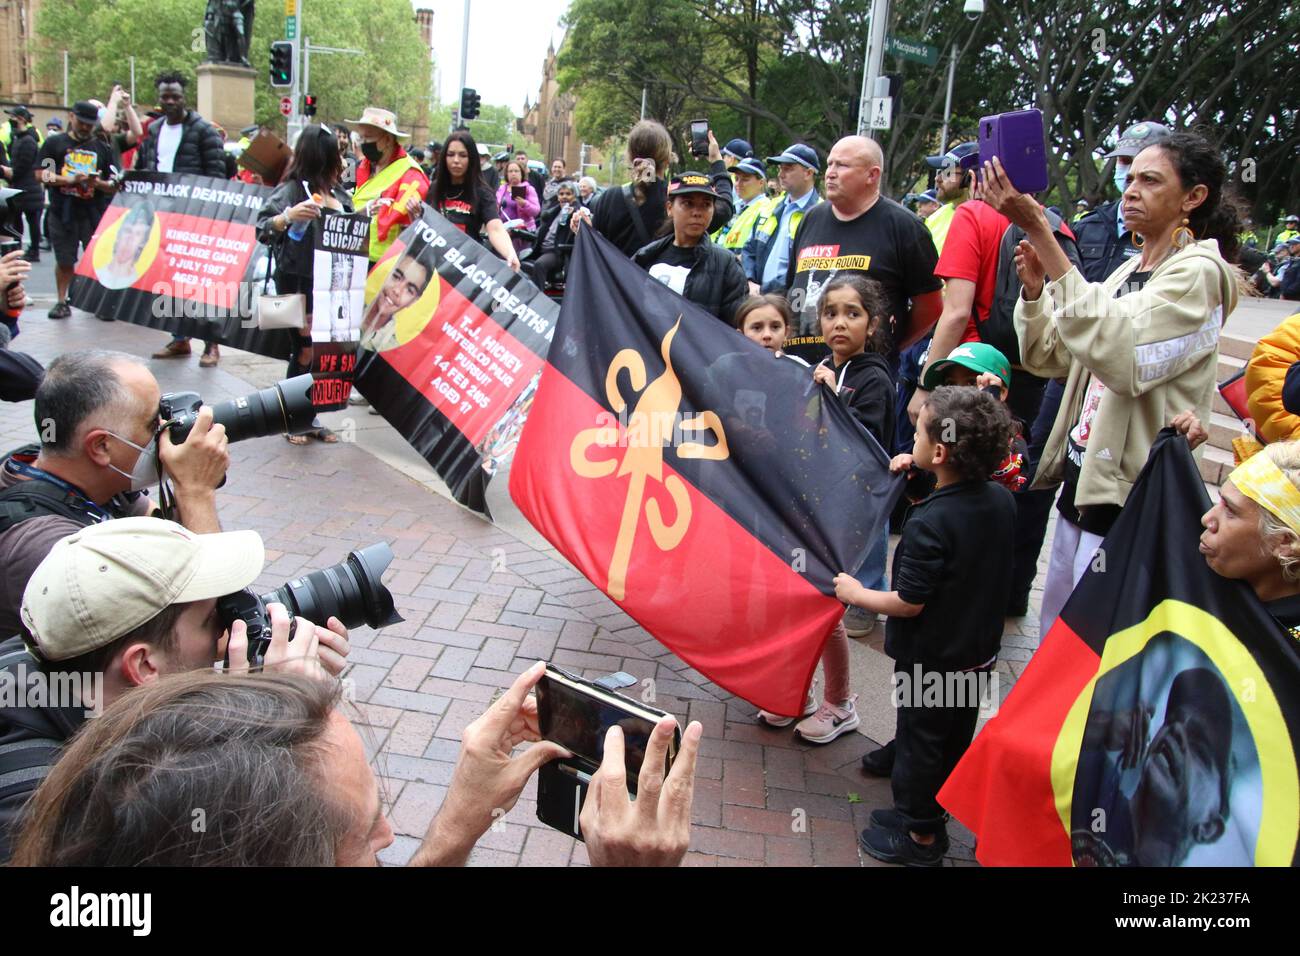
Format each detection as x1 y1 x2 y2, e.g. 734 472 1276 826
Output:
817 272 890 355
1144 130 1246 264
922 386 1015 482
154 70 187 90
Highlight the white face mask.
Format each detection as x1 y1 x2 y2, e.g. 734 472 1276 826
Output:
105 430 159 492
1113 160 1131 196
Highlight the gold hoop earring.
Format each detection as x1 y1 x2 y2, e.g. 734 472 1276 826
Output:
1131 232 1144 250
1172 217 1195 251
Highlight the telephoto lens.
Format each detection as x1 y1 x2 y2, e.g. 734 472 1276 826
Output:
162 373 316 444
217 542 404 667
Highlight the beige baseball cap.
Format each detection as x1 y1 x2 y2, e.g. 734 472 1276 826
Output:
21 517 265 662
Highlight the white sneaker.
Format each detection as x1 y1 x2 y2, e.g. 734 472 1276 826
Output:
795 694 860 744
757 684 818 728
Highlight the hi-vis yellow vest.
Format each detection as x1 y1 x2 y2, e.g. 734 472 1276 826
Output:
713 193 773 251
352 154 427 261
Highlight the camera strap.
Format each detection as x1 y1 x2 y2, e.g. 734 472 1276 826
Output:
1 458 112 524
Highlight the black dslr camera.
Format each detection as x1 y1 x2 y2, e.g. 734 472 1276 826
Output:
159 373 317 444
218 541 404 666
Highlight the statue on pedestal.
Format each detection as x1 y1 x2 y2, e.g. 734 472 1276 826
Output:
204 0 256 67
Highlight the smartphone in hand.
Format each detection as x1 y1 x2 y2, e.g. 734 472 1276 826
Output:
977 108 1049 194
689 119 709 159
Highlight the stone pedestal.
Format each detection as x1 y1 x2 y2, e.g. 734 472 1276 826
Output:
196 62 256 138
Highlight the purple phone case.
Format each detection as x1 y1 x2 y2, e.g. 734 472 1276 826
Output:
978 109 1049 194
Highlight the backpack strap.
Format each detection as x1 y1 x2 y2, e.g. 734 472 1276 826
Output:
0 479 101 534
621 183 652 247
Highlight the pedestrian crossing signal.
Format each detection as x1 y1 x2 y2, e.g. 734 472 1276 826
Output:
270 41 293 88
304 94 317 117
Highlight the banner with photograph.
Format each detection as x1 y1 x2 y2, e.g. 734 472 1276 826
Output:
353 210 558 514
68 172 293 359
309 210 370 411
940 432 1300 867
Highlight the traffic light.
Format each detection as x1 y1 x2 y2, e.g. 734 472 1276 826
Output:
460 87 481 122
303 94 317 117
269 41 294 88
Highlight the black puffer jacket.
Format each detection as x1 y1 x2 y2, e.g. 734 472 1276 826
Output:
4 127 42 208
633 233 749 323
135 111 227 177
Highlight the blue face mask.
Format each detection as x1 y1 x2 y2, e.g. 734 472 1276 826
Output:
1113 160 1131 196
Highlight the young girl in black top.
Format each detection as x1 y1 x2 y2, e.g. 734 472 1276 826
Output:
758 274 895 742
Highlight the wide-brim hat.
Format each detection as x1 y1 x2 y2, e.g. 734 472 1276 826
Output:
345 107 409 139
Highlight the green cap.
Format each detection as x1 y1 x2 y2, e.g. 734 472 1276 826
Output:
922 342 1012 391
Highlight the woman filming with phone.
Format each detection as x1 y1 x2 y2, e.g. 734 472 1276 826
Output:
572 119 735 258
496 160 540 254
977 130 1246 632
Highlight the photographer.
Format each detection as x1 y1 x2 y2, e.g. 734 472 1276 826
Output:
11 661 701 866
0 350 229 637
0 516 351 862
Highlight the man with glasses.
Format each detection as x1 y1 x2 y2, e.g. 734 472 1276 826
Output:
0 350 229 637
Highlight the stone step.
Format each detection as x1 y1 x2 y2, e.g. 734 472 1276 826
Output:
1217 350 1245 383
1197 442 1235 486
1219 330 1257 362
1208 410 1248 453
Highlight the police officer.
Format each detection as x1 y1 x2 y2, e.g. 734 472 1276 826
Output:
711 157 772 267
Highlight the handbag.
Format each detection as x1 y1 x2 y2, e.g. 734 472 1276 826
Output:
256 239 306 330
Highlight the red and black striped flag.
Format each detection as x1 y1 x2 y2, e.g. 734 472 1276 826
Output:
509 229 901 715
939 432 1300 866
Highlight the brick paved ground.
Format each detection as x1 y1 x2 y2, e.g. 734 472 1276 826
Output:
2 283 1051 866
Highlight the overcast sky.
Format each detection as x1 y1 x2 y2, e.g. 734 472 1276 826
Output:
416 1 573 112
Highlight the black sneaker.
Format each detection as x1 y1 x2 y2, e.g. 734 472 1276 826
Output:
860 739 895 777
859 825 948 867
48 301 72 320
869 806 906 830
22 249 39 263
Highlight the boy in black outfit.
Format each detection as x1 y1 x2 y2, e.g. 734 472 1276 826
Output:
834 386 1016 865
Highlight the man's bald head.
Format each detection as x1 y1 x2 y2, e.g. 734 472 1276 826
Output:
34 351 159 456
825 136 884 213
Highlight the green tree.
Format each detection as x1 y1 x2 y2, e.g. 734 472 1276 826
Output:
35 0 433 135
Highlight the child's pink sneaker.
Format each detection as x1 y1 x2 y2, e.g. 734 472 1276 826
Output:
757 685 818 728
795 695 860 744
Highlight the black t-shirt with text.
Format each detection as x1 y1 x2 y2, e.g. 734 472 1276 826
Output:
36 132 114 219
782 197 941 365
432 182 500 239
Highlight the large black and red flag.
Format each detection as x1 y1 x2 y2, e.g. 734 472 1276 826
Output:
940 432 1300 866
508 228 902 716
353 211 557 513
68 172 294 359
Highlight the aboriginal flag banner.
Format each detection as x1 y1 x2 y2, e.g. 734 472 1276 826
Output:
68 172 292 359
939 432 1300 867
508 229 902 716
353 211 557 514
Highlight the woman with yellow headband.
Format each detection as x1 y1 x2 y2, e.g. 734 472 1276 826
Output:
1201 443 1300 626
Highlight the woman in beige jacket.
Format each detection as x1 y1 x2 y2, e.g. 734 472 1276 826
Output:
978 131 1243 631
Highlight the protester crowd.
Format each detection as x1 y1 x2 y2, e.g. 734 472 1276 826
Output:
2 68 1299 869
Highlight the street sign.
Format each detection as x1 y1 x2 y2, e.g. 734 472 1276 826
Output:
279 95 293 117
285 17 297 39
885 35 939 66
870 96 893 130
284 0 297 14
